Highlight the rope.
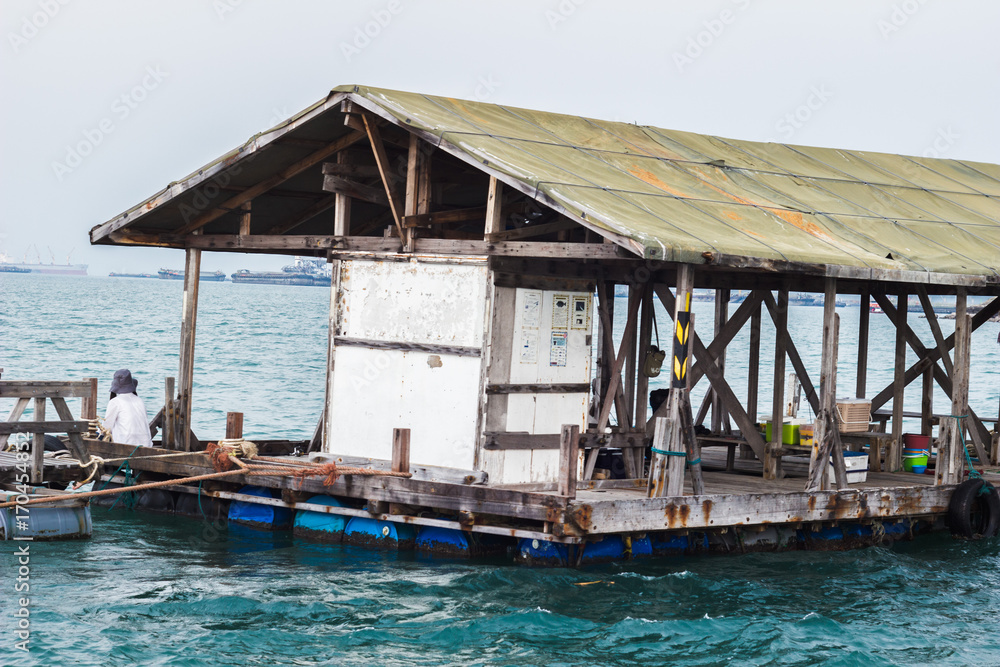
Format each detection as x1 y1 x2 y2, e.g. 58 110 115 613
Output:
0 469 246 509
651 448 700 466
0 455 414 510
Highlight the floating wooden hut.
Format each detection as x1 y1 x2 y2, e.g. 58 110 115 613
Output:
81 85 1000 561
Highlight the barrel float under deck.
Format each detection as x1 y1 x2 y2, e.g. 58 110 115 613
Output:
228 485 293 530
343 517 416 550
293 495 349 543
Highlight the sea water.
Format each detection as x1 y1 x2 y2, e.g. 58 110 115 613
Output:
2 275 1000 666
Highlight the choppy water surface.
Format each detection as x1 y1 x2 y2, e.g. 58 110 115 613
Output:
3 275 1000 665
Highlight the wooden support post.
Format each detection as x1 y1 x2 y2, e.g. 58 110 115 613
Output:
32 398 45 484
681 315 705 495
226 412 244 440
333 151 351 236
163 376 175 449
712 289 730 434
633 281 653 476
80 377 98 421
648 264 694 498
392 427 411 474
766 288 788 480
889 290 908 472
745 303 761 460
177 248 201 452
857 289 870 399
623 284 640 430
239 201 251 236
558 424 579 498
807 279 847 491
403 134 424 252
943 292 971 485
921 364 933 437
484 176 504 240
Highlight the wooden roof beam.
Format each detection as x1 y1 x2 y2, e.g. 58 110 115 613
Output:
267 194 339 235
175 130 365 236
362 113 405 241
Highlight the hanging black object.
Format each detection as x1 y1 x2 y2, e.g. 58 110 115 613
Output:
643 346 666 378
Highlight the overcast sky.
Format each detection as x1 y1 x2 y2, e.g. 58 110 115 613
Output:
3 0 999 275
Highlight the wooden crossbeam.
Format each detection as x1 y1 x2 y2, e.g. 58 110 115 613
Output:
806 278 847 491
596 291 642 433
653 285 767 461
870 295 1000 413
873 292 990 459
488 219 577 242
0 381 94 398
322 175 389 206
762 291 821 415
403 206 486 228
175 130 365 236
0 421 91 435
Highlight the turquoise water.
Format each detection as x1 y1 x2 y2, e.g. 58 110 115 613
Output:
3 275 1000 665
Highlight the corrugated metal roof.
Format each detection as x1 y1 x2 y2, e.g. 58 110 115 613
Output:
92 84 1000 284
342 85 1000 279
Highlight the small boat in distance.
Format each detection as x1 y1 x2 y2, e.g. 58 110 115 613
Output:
109 272 156 279
158 268 227 281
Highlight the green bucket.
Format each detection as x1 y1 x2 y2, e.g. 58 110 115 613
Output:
902 453 929 471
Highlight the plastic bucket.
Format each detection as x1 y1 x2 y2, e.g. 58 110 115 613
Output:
902 453 929 471
903 434 931 449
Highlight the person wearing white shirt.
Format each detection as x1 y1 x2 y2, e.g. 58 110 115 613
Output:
103 369 153 447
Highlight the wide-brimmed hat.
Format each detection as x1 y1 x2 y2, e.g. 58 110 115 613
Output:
110 369 138 394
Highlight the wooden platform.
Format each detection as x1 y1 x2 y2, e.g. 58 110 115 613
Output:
80 438 993 542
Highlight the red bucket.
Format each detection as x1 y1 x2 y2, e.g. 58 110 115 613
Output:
903 434 931 449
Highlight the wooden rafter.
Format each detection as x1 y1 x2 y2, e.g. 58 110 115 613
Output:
362 114 405 241
175 131 365 236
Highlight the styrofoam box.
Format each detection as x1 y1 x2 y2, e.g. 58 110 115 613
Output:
826 452 869 485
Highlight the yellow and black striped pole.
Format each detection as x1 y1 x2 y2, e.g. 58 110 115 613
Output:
671 291 692 388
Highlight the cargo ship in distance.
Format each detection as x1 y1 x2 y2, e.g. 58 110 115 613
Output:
231 256 332 287
0 260 87 275
158 268 227 281
109 272 156 279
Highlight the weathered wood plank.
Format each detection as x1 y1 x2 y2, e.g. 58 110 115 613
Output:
392 428 411 474
404 206 487 228
49 396 90 464
483 431 647 450
334 336 480 358
0 420 92 435
576 484 953 533
767 288 788 480
362 114 405 239
0 397 29 449
0 381 94 398
32 398 45 484
857 289 870 399
177 247 201 452
559 424 579 498
486 383 590 394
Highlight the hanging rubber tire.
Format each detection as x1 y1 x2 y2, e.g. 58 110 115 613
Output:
946 479 1000 539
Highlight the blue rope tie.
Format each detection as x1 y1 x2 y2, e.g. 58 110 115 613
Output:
949 414 991 495
651 448 701 466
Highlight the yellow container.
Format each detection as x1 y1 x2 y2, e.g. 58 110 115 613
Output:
799 424 815 448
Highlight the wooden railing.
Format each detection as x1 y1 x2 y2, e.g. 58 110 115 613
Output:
0 380 95 484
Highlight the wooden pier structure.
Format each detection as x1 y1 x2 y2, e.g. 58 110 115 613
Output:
80 85 1000 558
